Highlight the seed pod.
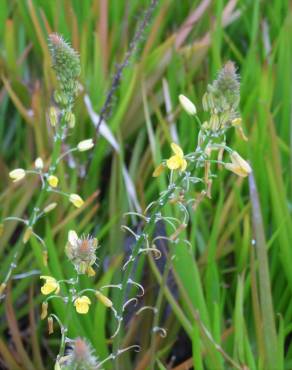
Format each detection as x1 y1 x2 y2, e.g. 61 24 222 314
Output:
23 227 33 244
41 302 48 320
48 317 54 334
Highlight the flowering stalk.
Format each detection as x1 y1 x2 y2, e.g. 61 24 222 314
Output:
112 62 251 367
0 35 92 293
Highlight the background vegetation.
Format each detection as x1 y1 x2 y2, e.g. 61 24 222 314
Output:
0 0 291 369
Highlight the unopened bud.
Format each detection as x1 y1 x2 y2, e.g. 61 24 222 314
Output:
179 94 197 116
48 317 54 334
41 302 48 320
49 106 58 127
43 202 57 214
64 111 76 128
95 291 113 308
0 283 7 295
35 157 44 170
23 227 33 244
42 250 48 266
77 139 94 152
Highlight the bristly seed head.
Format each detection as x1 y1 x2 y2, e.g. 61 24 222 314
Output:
66 230 98 275
59 337 99 370
48 33 81 102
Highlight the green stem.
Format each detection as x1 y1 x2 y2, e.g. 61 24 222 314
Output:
2 118 65 283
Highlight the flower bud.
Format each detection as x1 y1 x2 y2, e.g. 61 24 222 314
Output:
9 168 26 182
49 106 58 127
54 91 68 106
0 283 7 295
69 194 84 208
179 94 197 116
64 111 76 128
23 227 33 244
48 175 59 188
42 250 48 266
41 302 48 320
77 139 94 152
48 317 54 334
152 163 165 177
43 202 57 214
35 157 44 170
95 291 113 308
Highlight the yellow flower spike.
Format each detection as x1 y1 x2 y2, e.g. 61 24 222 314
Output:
166 143 187 171
152 163 165 177
41 302 48 320
69 194 84 208
86 266 96 277
40 276 60 295
74 296 91 314
225 151 252 177
95 291 113 308
48 175 59 188
9 168 26 182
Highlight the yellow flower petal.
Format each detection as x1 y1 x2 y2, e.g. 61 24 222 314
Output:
180 158 187 171
170 143 184 157
166 155 181 170
74 296 91 314
48 175 59 188
40 276 59 295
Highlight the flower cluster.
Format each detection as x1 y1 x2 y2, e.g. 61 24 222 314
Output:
153 61 251 187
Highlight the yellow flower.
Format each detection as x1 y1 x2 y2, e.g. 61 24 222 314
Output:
40 276 60 295
69 194 84 208
166 143 187 171
48 175 59 188
9 168 26 182
74 296 91 314
225 151 252 177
